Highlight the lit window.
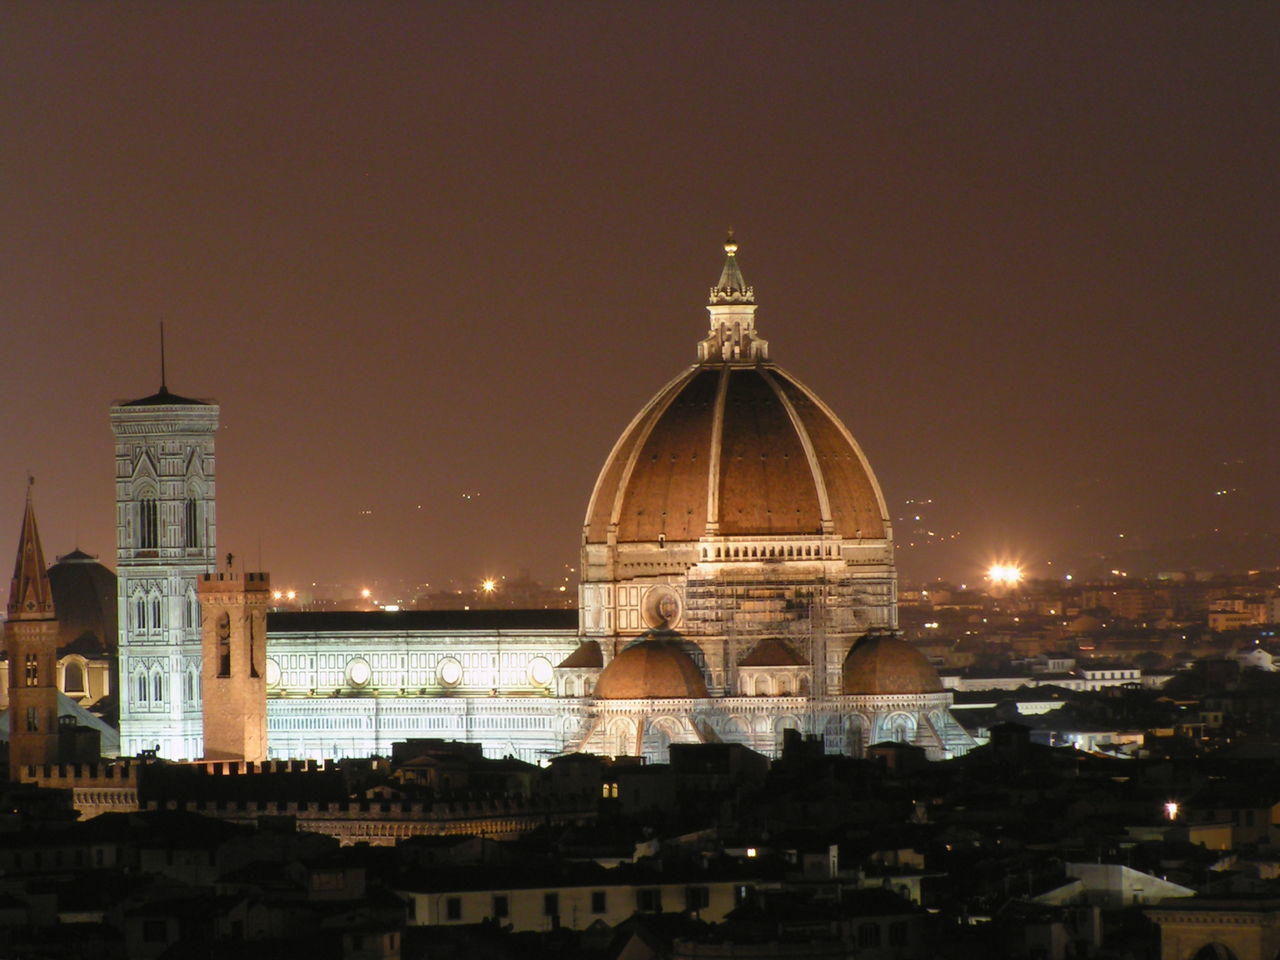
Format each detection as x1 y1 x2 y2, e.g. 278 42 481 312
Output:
24 654 38 686
64 661 85 694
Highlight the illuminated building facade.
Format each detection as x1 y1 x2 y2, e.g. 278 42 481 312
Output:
111 387 218 759
259 240 974 764
263 611 579 761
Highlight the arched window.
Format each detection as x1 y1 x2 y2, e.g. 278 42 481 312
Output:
217 612 232 676
139 497 159 549
182 590 198 629
64 661 85 695
135 596 147 630
184 497 200 547
136 673 148 703
152 672 164 702
150 595 162 631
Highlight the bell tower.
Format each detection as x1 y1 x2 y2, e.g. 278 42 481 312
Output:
199 568 270 762
6 483 61 770
110 382 218 759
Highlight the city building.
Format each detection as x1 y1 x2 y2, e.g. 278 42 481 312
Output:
255 238 973 763
110 384 218 759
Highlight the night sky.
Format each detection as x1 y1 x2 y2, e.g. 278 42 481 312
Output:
3 3 1277 593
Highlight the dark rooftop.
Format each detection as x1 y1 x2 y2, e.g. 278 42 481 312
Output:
269 608 578 633
118 385 212 407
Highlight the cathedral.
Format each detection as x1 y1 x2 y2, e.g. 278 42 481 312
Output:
35 238 973 765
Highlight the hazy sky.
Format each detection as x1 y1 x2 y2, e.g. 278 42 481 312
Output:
3 2 1277 592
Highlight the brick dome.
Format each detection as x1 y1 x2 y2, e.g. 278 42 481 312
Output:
842 634 942 696
584 364 888 544
47 549 117 654
594 640 709 700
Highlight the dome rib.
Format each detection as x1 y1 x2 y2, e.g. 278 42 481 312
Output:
760 367 833 532
716 368 823 536
773 372 890 537
583 366 698 540
584 365 891 544
704 365 730 532
614 368 720 542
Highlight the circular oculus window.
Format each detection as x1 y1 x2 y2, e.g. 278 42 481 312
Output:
265 658 281 687
438 657 462 687
642 586 683 630
346 658 371 687
528 656 553 686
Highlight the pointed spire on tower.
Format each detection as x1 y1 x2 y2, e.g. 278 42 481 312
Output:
709 229 755 305
8 479 55 621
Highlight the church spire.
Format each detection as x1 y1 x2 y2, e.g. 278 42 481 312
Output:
8 480 55 622
698 232 768 363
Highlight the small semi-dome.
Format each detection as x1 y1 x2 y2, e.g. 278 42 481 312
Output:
557 640 603 669
739 637 806 667
842 633 942 696
594 639 709 700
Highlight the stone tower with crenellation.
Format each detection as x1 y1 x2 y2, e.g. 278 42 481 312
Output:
199 569 270 762
110 383 218 759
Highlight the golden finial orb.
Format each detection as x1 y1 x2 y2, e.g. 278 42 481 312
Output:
724 227 737 256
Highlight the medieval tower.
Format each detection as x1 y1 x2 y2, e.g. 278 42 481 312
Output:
199 569 270 762
110 385 218 759
6 485 61 769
